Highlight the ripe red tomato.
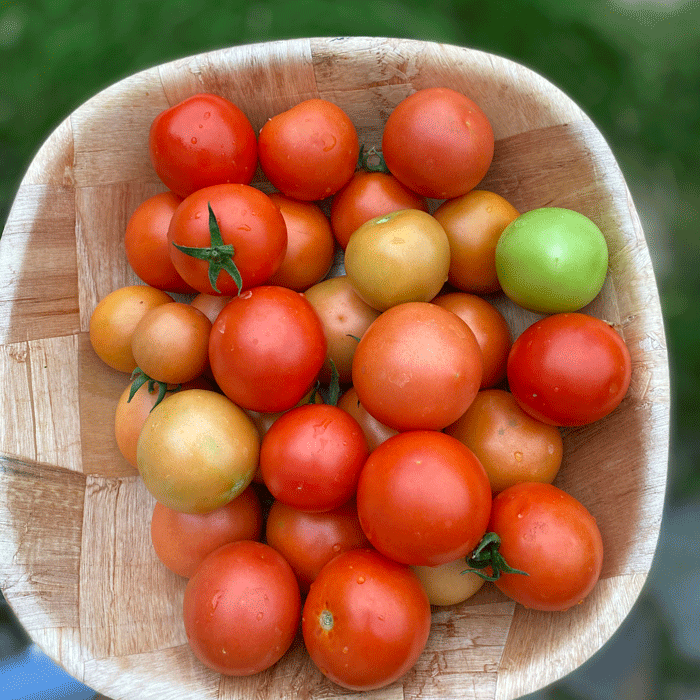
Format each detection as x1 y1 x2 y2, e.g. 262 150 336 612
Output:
150 487 263 578
124 191 195 293
356 430 492 566
258 98 359 201
432 291 512 389
208 285 327 412
302 548 431 691
183 540 301 675
486 482 604 611
149 93 257 197
382 87 494 199
265 499 370 593
259 404 369 512
167 183 287 296
329 171 428 249
507 312 632 426
352 301 483 431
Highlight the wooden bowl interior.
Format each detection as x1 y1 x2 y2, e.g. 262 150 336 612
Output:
0 37 670 700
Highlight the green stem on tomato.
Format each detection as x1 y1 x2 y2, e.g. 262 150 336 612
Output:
462 532 530 582
357 144 391 174
128 368 180 411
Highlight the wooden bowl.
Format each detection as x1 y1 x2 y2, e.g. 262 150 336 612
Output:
0 37 670 700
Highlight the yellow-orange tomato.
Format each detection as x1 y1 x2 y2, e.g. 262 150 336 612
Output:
330 171 428 249
137 389 260 513
344 209 450 312
433 190 519 294
303 275 381 384
150 487 263 578
445 389 563 493
114 375 214 468
337 386 398 451
89 285 173 373
432 292 512 388
190 293 233 324
411 557 485 606
131 302 211 384
265 194 336 291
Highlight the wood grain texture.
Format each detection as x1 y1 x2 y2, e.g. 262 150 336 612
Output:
0 37 670 699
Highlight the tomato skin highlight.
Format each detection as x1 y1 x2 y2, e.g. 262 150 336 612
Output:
183 540 301 676
507 312 632 426
149 93 258 197
356 430 492 566
488 482 604 611
209 285 327 413
302 548 431 691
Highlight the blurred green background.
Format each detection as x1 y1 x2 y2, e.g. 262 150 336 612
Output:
1 0 699 698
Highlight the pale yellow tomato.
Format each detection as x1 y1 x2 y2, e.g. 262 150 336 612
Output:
412 557 485 606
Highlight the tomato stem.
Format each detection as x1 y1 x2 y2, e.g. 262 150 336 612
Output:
172 202 243 295
357 144 390 174
462 532 529 582
127 368 180 411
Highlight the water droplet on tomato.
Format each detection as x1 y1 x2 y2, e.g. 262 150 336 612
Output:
514 451 523 462
203 111 211 119
256 611 264 621
332 543 341 553
191 137 197 144
342 646 349 654
357 576 365 584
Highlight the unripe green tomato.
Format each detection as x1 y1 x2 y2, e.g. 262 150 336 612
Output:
494 207 608 314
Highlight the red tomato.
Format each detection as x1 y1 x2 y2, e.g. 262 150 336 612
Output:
432 291 512 388
356 430 492 566
302 548 431 691
209 285 327 412
167 183 287 296
149 93 257 197
264 193 336 291
183 540 300 675
507 313 632 426
258 98 359 201
150 487 263 578
265 499 370 593
259 404 369 512
124 191 195 293
352 301 483 431
487 482 604 611
329 171 428 249
382 87 494 199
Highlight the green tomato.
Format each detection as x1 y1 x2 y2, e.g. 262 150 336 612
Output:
494 207 608 313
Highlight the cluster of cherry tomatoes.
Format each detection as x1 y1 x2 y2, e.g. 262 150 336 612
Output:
88 87 632 692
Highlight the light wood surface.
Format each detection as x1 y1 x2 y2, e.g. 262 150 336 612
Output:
0 37 670 699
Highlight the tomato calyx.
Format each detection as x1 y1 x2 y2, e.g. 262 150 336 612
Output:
309 358 340 406
128 367 180 410
463 532 529 582
172 202 243 294
357 144 390 174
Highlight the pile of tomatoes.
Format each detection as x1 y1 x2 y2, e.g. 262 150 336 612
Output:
88 87 632 691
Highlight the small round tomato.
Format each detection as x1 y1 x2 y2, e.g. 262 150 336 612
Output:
114 375 213 468
382 87 494 199
265 499 370 593
507 312 632 426
445 389 563 493
302 548 431 691
487 482 604 611
432 291 512 389
344 209 450 311
137 389 260 513
167 183 287 296
495 207 609 313
356 431 492 566
337 386 398 452
149 92 257 197
303 276 381 385
411 557 485 607
259 404 369 512
433 189 519 294
258 98 359 201
131 302 211 384
264 194 336 291
183 540 301 675
125 191 195 293
330 170 428 249
150 486 263 578
209 285 327 412
352 301 483 431
89 285 173 373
